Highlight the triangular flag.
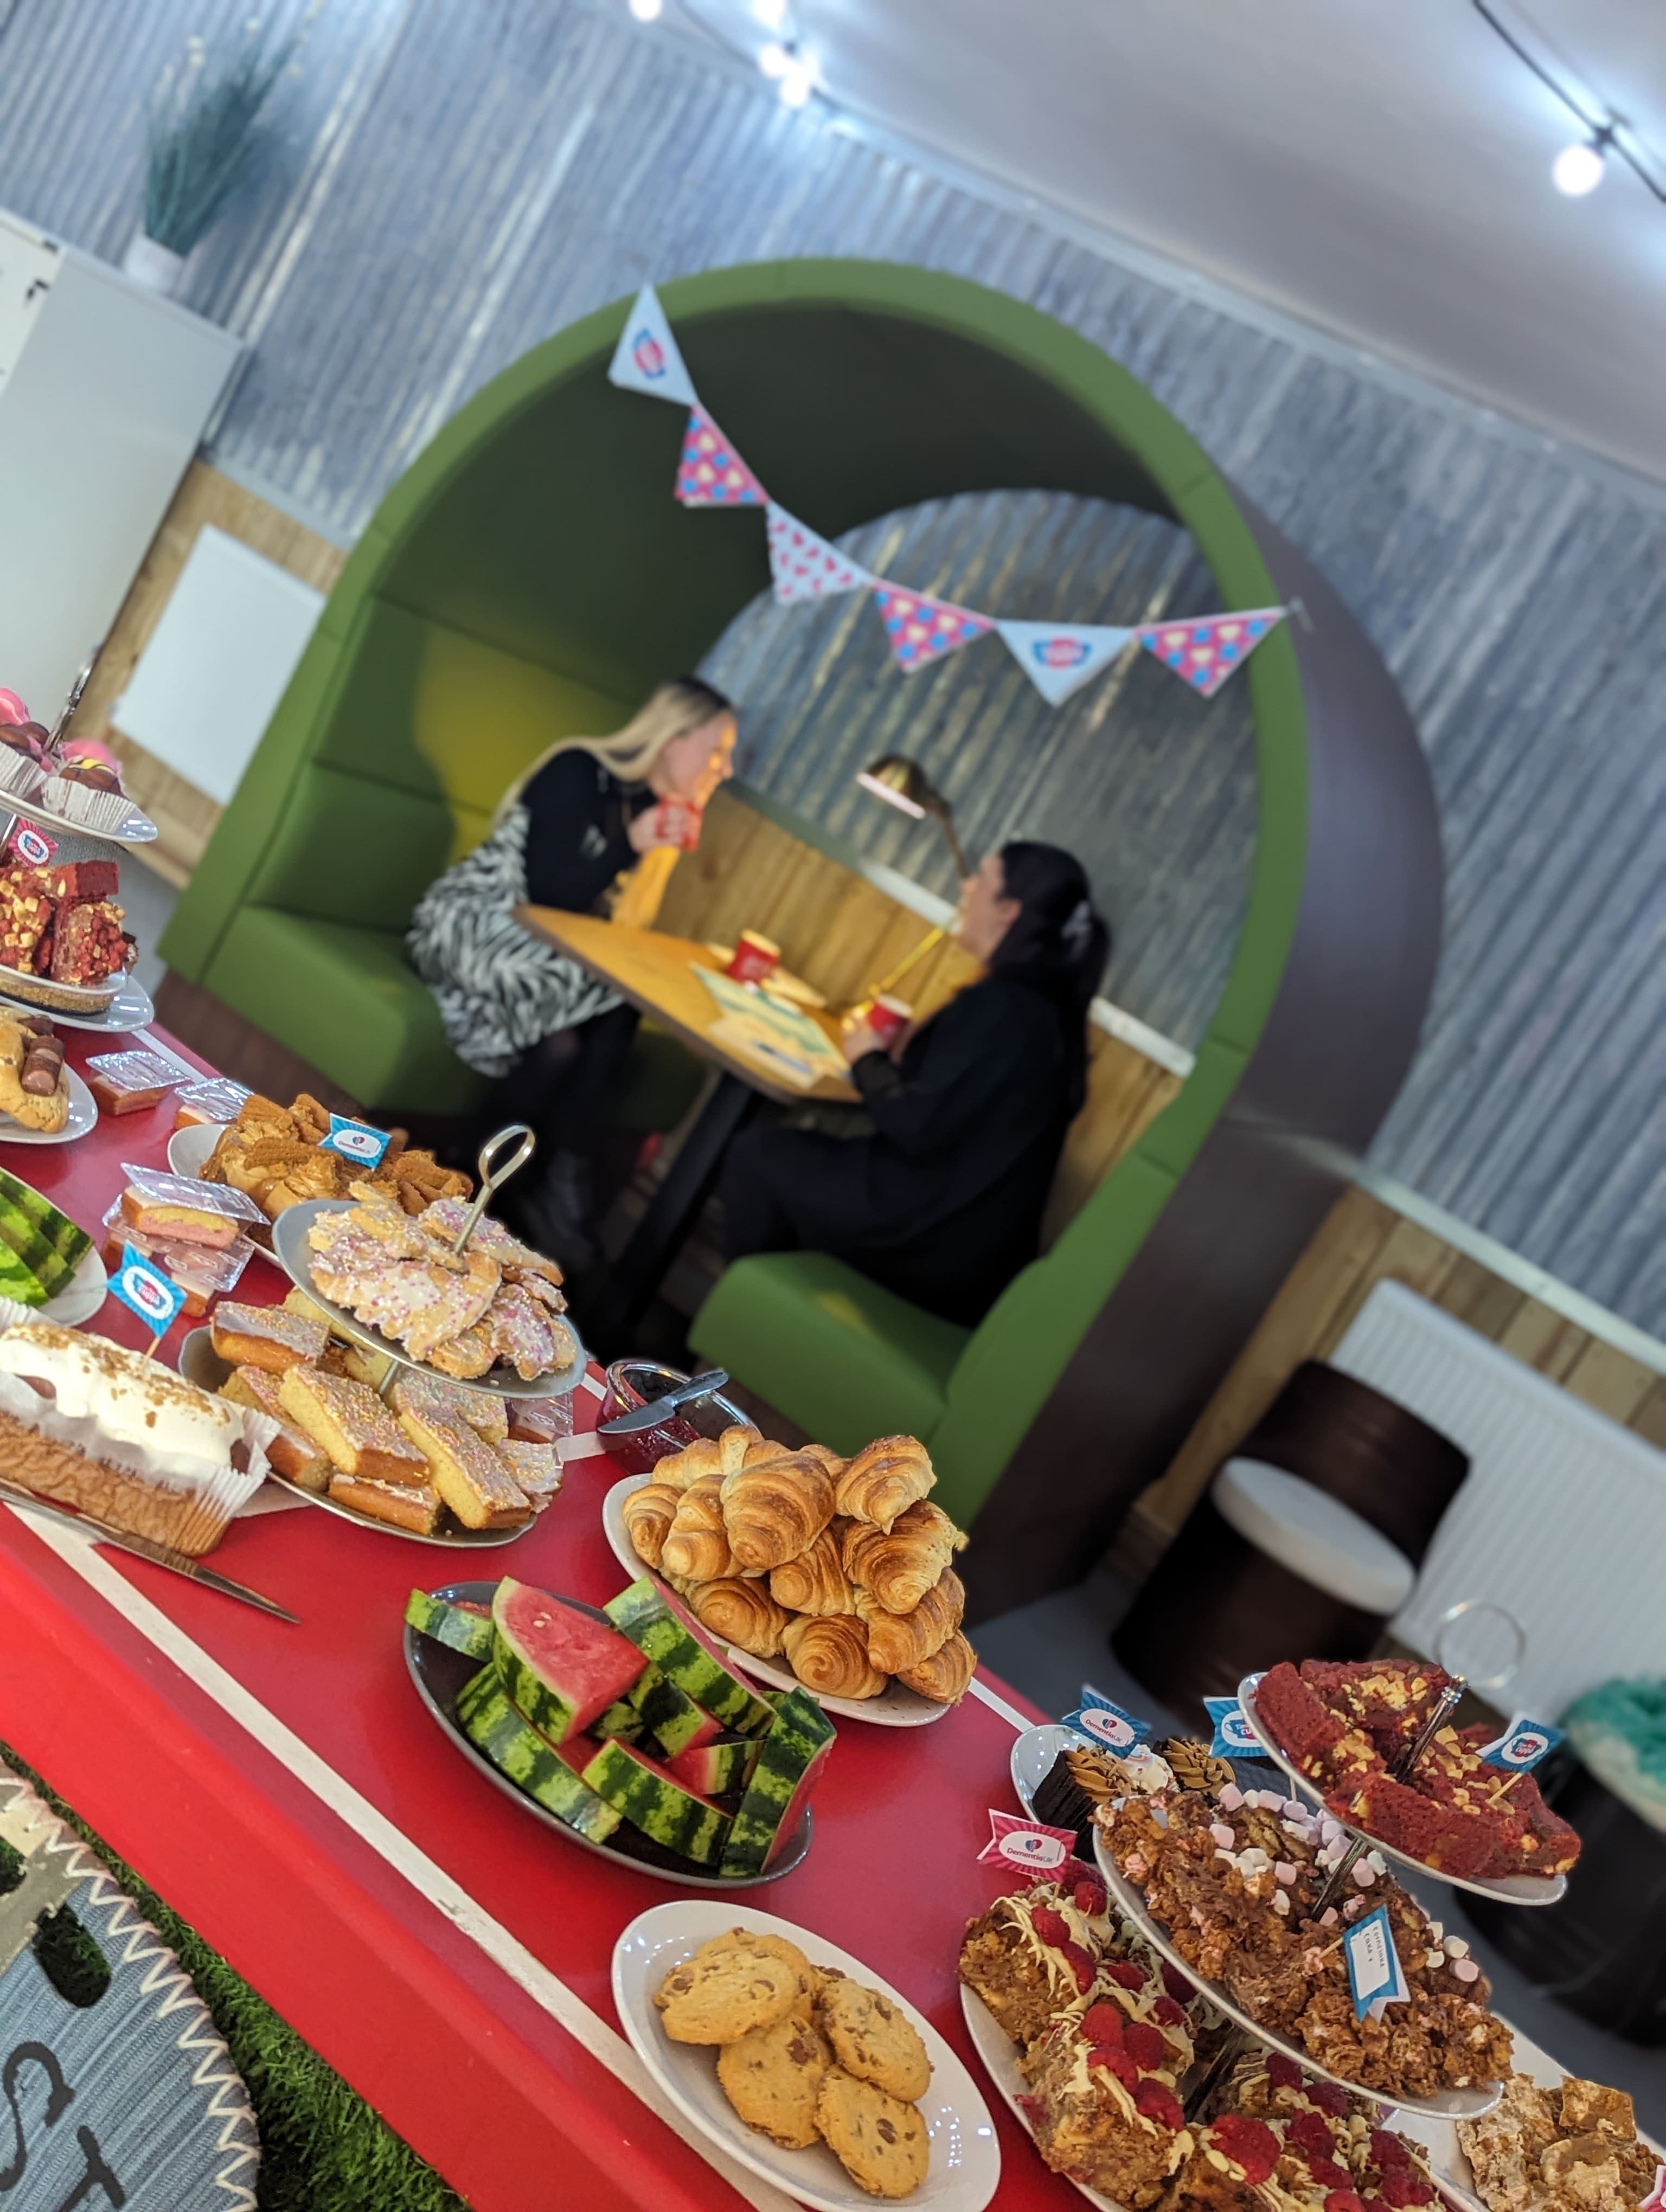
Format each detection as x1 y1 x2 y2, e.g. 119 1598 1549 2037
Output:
675 405 768 508
765 503 871 603
1137 607 1286 698
872 584 994 673
995 620 1134 706
607 285 697 408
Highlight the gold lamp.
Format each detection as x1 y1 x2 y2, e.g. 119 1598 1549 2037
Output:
849 755 970 1010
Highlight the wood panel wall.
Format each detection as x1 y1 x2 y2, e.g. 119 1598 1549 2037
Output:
66 462 346 885
1121 1184 1666 1573
655 787 1184 1238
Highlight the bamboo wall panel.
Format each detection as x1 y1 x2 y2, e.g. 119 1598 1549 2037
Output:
1132 1188 1666 1560
65 462 345 883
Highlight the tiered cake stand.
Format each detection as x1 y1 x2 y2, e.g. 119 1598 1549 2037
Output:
0 763 161 1032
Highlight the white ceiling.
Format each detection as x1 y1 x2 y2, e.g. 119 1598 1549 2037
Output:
678 0 1666 484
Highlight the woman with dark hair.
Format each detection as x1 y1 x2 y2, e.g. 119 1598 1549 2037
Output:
717 841 1110 1326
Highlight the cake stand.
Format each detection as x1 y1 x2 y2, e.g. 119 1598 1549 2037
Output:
1236 1673 1566 1905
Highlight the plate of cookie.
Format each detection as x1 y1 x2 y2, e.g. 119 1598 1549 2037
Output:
614 1901 1001 2209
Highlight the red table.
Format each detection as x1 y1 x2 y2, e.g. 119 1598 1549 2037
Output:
0 1023 1078 2211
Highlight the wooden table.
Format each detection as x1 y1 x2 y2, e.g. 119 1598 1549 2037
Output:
518 909 858 1346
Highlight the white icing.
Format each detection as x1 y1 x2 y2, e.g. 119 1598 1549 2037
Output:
0 1323 257 1492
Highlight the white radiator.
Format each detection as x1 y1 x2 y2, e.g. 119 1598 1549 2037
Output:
1329 1280 1666 1719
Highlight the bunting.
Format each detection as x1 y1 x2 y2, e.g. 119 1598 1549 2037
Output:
873 584 994 673
1136 608 1286 698
995 621 1134 706
766 503 871 602
607 285 697 408
675 405 769 507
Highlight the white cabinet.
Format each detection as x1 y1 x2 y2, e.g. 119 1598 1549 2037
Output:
0 209 243 722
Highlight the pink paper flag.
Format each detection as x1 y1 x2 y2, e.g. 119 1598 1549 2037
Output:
765 503 870 603
975 1809 1080 1875
675 406 768 508
873 584 994 673
1137 607 1286 698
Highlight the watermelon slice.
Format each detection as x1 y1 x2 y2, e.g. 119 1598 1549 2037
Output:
629 1662 723 1758
579 1739 732 1866
491 1580 646 1745
665 1734 759 1797
591 1695 644 1742
405 1587 494 1660
604 1578 774 1736
453 1667 622 1842
719 1687 835 1876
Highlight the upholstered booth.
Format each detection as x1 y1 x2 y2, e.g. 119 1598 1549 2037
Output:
162 261 1442 1613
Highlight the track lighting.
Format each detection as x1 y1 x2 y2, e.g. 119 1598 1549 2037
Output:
1551 133 1607 197
1471 2 1663 206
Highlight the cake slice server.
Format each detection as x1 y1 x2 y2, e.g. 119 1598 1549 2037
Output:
0 1478 300 1623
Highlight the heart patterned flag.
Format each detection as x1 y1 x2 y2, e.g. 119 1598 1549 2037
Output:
995 620 1135 706
675 406 768 507
873 584 995 673
765 503 871 603
1137 607 1286 698
607 285 697 408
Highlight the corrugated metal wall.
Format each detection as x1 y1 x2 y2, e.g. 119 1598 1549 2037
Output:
0 0 1661 1331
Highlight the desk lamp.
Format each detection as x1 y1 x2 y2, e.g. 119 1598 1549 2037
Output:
851 755 970 1009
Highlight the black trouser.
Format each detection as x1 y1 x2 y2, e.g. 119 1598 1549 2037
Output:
474 1004 640 1162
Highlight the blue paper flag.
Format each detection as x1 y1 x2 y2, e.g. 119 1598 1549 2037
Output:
1061 1686 1152 1756
1479 1718 1564 1771
1344 1902 1410 2020
1203 1695 1264 1760
110 1244 187 1336
321 1114 392 1170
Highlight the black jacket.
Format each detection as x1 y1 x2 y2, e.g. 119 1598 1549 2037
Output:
520 750 650 912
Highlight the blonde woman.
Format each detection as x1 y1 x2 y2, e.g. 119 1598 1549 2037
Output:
408 676 735 1259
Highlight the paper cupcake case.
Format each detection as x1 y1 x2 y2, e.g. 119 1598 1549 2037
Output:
36 776 150 837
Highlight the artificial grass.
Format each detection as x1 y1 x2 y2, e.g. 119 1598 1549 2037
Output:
1 1741 467 2212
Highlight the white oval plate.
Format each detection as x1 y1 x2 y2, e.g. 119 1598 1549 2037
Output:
1236 1674 1567 1906
1009 1724 1084 1817
0 1067 97 1145
602 1473 952 1728
958 1985 1113 2210
1092 1839 1502 2120
166 1122 219 1177
0 980 156 1034
613 1900 1001 2212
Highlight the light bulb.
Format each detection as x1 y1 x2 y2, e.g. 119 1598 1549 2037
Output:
1552 138 1605 196
758 40 790 78
627 0 662 18
754 0 790 28
779 57 815 107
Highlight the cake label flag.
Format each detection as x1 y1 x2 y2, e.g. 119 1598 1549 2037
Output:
1478 1717 1564 1772
976 1810 1078 1874
873 585 995 673
1344 1903 1411 2021
766 504 871 603
322 1114 392 1169
995 621 1134 705
1062 1687 1151 1755
112 1244 187 1336
8 821 54 866
1203 1695 1262 1759
676 406 768 507
607 285 697 409
1138 607 1287 698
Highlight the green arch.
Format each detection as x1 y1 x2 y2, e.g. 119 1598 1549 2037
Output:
161 259 1311 1529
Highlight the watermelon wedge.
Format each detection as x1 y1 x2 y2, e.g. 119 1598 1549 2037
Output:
405 1587 494 1661
579 1739 732 1866
604 1578 774 1736
629 1662 723 1758
665 1735 758 1797
453 1667 622 1842
491 1579 646 1745
591 1695 644 1742
719 1687 836 1877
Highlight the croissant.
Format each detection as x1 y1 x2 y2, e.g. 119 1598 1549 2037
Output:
660 1477 739 1583
721 1448 838 1573
856 1567 965 1673
834 1435 935 1533
655 1422 764 1492
781 1612 886 1700
768 1526 857 1616
895 1629 977 1705
621 1480 681 1571
841 1499 968 1614
687 1576 790 1658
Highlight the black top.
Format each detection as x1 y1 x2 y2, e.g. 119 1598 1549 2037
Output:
519 749 651 912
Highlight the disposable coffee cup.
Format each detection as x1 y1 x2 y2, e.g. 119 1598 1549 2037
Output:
726 931 780 985
864 994 912 1045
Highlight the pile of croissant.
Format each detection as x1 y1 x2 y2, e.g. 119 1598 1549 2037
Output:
621 1426 976 1705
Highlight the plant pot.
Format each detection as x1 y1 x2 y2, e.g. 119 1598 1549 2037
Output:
120 232 187 296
